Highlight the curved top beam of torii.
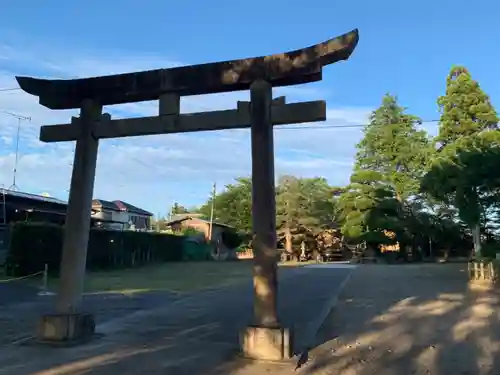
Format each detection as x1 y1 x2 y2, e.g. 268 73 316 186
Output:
15 29 359 110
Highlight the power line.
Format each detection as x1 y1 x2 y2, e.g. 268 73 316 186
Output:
0 87 20 92
73 119 444 172
277 119 441 130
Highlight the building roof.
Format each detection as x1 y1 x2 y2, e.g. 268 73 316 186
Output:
1 188 67 206
170 213 204 222
92 199 152 216
1 190 153 217
165 215 233 229
92 199 117 211
113 200 153 216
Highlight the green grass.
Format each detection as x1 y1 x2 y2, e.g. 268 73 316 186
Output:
1 259 308 295
47 261 255 294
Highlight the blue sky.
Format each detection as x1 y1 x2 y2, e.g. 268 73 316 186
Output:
0 0 498 215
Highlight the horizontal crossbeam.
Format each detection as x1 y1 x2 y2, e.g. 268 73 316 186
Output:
16 30 358 110
40 100 326 143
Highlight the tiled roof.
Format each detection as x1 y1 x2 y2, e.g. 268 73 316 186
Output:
165 216 233 228
113 200 153 216
92 199 117 211
92 199 152 216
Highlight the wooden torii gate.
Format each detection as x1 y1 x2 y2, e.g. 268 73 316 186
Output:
16 29 359 360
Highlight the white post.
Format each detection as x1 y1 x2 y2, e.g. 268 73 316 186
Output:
37 263 54 296
43 263 48 292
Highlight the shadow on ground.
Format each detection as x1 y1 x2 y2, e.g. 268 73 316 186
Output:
2 264 495 375
0 281 40 306
0 266 350 375
300 264 500 375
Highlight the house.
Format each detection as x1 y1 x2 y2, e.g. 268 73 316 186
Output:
0 189 153 263
0 189 68 226
91 199 153 231
0 189 70 264
165 215 237 260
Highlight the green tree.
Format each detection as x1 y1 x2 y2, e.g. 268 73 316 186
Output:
422 134 500 258
356 94 430 200
275 176 335 252
436 66 498 149
337 94 430 247
171 202 189 215
423 66 500 258
198 178 252 233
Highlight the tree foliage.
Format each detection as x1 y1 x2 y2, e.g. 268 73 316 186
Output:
198 178 252 233
197 176 337 253
422 66 500 257
192 66 500 261
436 66 498 148
336 94 431 249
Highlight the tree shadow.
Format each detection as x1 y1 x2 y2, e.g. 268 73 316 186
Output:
0 267 338 375
3 264 495 375
304 264 500 375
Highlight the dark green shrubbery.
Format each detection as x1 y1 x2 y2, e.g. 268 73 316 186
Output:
221 230 246 249
5 222 185 276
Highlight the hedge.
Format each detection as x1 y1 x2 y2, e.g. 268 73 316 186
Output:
5 222 186 276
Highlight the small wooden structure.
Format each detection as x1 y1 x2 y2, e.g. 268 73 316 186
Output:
468 260 499 291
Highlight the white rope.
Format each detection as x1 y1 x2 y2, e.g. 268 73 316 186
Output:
0 270 44 283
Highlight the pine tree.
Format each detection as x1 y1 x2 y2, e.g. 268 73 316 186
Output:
436 66 498 148
428 66 499 258
356 94 430 200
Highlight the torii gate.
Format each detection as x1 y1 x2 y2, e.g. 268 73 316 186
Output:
16 29 359 360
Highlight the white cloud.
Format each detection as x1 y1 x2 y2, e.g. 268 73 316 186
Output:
0 37 371 213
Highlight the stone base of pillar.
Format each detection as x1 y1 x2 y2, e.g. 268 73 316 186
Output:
36 313 95 344
240 325 293 361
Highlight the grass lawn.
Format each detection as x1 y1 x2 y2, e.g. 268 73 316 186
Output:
45 261 255 294
1 259 309 295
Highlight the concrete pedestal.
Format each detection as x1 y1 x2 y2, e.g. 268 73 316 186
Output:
240 325 293 361
36 313 95 344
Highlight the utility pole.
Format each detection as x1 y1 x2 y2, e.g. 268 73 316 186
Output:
156 212 161 232
208 182 216 241
1 184 6 225
2 110 31 191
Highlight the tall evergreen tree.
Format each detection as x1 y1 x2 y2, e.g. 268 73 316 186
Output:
436 66 498 149
338 94 431 245
356 94 431 200
425 66 500 257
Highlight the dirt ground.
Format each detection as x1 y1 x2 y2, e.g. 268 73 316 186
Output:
212 263 500 375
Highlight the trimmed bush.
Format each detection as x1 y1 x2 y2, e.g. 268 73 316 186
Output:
5 222 185 276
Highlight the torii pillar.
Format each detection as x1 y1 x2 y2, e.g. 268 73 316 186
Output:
239 80 289 360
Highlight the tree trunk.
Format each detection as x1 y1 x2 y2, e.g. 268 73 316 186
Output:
472 224 482 258
285 226 292 254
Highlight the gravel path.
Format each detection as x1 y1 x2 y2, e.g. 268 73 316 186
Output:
215 263 500 375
